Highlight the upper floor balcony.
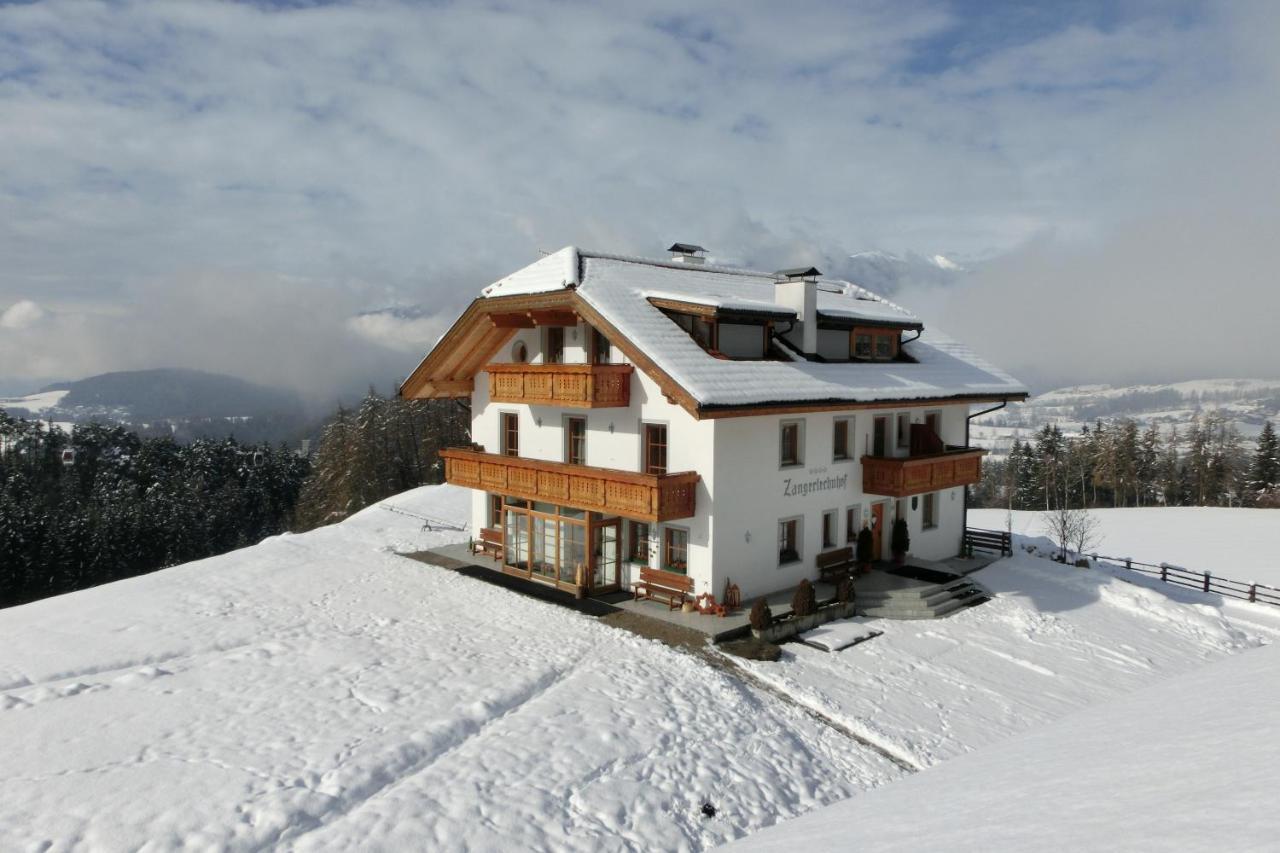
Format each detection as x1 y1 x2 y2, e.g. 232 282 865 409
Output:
486 363 633 409
861 446 986 498
440 447 699 522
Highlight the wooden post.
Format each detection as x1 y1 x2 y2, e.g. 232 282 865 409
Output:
1161 565 1168 583
1249 584 1257 603
1125 558 1132 571
1203 571 1210 593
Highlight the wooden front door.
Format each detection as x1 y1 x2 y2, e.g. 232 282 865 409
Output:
870 502 885 561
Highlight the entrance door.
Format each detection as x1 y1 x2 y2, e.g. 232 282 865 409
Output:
592 519 620 591
870 502 885 562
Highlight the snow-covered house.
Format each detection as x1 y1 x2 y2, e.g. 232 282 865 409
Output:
400 244 1027 600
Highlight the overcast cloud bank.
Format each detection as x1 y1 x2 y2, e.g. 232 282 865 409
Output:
1 0 1276 396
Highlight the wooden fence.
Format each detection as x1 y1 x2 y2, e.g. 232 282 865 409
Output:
1086 553 1280 609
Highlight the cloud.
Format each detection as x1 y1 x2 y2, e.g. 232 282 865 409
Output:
0 0 1276 394
0 300 45 330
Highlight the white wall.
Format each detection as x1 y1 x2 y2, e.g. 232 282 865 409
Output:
468 321 717 594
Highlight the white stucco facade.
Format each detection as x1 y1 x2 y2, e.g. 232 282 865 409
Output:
464 320 975 601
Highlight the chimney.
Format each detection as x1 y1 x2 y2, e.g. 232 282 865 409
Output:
668 242 707 265
775 266 820 355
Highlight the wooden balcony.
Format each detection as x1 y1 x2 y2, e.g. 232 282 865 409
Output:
486 363 633 408
440 447 699 522
861 447 987 498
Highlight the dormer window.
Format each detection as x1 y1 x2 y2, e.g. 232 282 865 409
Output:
852 326 899 361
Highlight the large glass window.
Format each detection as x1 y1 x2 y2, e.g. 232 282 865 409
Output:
504 509 529 571
565 416 586 465
780 420 803 467
663 527 688 574
560 521 585 584
643 423 668 474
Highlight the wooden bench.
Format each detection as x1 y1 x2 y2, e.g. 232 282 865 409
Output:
471 527 504 560
816 546 855 583
633 567 695 610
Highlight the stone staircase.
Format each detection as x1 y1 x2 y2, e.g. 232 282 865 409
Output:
856 572 991 620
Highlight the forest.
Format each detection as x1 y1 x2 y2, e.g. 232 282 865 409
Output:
971 414 1280 511
0 392 469 608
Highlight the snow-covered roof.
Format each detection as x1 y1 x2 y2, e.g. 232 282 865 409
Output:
480 247 1027 409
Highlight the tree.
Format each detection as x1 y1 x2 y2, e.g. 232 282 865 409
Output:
1041 505 1102 563
1248 421 1279 506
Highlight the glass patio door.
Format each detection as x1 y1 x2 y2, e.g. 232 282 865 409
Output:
593 520 620 590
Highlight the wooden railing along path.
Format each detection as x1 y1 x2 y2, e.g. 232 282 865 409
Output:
1088 553 1280 609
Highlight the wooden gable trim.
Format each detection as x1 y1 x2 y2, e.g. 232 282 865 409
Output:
399 291 577 399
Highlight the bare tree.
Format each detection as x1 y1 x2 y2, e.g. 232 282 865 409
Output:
1041 505 1102 563
1068 510 1102 560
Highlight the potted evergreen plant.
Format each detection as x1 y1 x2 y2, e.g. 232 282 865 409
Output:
890 517 910 565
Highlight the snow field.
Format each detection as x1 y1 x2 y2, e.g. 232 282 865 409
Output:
971 507 1280 587
733 546 1280 771
0 486 902 852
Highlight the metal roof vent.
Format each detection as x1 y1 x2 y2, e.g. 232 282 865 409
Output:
669 243 707 265
776 266 821 281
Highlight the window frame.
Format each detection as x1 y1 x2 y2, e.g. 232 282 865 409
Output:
642 422 668 475
923 491 938 530
896 413 911 450
833 416 853 462
500 411 520 457
779 419 804 468
821 509 837 549
627 521 650 566
544 326 565 364
590 327 611 364
663 526 689 574
778 516 803 565
845 505 862 544
873 415 889 457
564 415 587 466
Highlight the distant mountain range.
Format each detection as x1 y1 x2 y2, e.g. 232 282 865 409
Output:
0 368 311 444
838 250 967 295
972 378 1280 456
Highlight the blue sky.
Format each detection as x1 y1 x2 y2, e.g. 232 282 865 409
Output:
0 0 1276 395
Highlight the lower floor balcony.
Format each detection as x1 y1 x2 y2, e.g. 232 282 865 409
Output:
861 447 986 498
439 447 699 522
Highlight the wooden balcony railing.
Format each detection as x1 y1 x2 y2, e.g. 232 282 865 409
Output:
440 447 698 522
486 363 633 408
861 447 987 498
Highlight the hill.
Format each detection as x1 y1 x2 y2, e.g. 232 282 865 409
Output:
972 377 1280 456
0 368 309 444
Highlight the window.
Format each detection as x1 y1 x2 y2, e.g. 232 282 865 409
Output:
488 494 503 528
873 416 888 457
628 521 650 565
643 423 668 474
511 340 528 363
845 505 862 544
691 317 717 351
663 527 688 574
853 327 899 360
923 492 937 529
833 417 852 461
501 412 519 456
925 411 941 443
545 327 564 364
565 416 586 465
822 510 837 549
854 333 872 359
875 333 895 360
591 327 611 364
780 420 804 467
896 413 911 450
778 517 801 564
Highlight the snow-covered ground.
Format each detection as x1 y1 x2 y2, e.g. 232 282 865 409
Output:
3 487 1278 851
0 388 69 414
0 485 902 851
730 547 1278 771
732 639 1280 853
971 507 1280 588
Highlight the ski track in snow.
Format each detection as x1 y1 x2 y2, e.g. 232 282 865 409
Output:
2 488 1278 851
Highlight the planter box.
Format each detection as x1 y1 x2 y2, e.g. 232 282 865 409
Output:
750 600 858 644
